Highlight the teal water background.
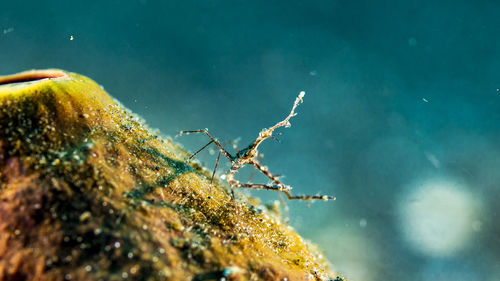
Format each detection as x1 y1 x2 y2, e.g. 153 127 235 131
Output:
1 1 499 280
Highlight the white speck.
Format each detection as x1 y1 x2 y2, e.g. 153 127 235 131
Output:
359 218 367 228
309 70 317 76
3 27 14 34
70 35 74 40
85 265 92 272
424 152 441 168
114 241 121 248
422 98 428 103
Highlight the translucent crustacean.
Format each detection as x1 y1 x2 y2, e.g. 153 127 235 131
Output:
178 91 336 205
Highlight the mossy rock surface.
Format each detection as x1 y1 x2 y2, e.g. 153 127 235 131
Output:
0 70 340 281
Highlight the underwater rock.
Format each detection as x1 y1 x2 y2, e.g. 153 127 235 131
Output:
0 69 339 281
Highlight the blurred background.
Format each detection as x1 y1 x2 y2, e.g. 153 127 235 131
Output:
1 0 499 280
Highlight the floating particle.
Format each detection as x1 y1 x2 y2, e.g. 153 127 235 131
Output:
3 27 14 34
424 152 441 168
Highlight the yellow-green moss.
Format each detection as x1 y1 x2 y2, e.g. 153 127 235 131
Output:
0 69 343 281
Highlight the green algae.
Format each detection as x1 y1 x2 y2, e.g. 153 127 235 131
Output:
0 69 344 281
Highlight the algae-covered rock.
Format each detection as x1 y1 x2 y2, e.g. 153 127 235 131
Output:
0 69 340 281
